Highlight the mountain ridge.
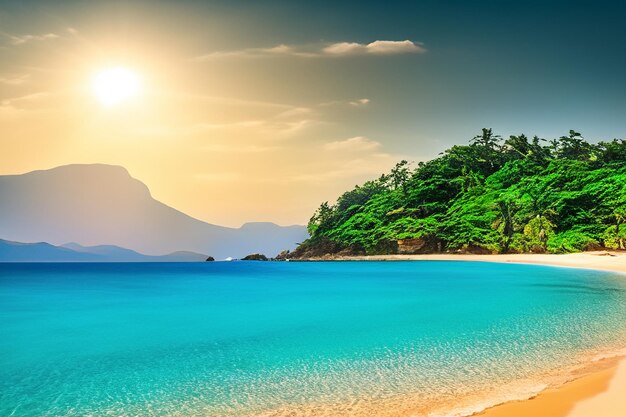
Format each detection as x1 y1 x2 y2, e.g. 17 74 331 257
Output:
0 164 308 259
0 239 211 262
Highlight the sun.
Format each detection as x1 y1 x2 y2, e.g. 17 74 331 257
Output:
92 67 140 106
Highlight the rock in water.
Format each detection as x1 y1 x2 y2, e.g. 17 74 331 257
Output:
242 253 268 261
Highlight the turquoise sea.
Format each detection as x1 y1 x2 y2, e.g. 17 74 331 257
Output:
1 261 626 417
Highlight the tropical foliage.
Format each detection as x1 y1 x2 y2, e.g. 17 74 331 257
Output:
299 129 626 255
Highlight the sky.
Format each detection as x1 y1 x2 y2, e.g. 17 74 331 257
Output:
1 0 625 227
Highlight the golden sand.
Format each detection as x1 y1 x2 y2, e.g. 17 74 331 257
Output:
477 357 626 417
330 250 626 275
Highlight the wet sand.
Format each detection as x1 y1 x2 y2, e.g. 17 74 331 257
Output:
478 357 626 417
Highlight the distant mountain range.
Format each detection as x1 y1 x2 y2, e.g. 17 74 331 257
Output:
0 239 208 262
0 164 308 260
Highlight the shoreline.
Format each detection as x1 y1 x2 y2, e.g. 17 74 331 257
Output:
297 251 626 417
250 350 626 417
477 354 626 417
298 250 626 275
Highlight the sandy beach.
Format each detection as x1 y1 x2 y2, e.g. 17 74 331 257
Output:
323 250 626 275
309 251 626 417
477 356 626 417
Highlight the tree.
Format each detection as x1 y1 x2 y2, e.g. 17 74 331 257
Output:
504 134 531 159
604 207 626 249
493 198 518 253
307 202 334 236
523 215 554 253
470 128 503 175
596 139 626 165
471 128 502 151
554 130 593 161
295 129 626 257
389 160 411 193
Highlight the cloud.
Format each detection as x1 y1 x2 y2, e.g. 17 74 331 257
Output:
263 44 293 54
134 120 266 136
319 98 371 108
349 98 370 106
0 91 59 118
134 118 320 138
0 91 53 115
0 74 30 85
275 107 314 118
194 44 315 61
220 152 400 186
323 40 425 56
176 93 296 111
287 155 395 184
132 93 330 140
321 42 363 55
7 33 59 45
323 136 381 152
194 40 425 61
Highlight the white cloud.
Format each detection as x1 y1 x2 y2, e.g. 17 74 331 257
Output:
194 40 425 61
7 33 59 45
263 44 293 54
275 107 314 118
323 136 381 152
319 98 371 108
349 98 370 106
366 40 425 55
322 42 363 55
324 40 425 56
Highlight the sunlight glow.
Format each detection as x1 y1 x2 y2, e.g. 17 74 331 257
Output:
92 67 140 106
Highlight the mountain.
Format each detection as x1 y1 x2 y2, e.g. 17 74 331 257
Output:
61 242 208 262
0 164 308 259
0 239 208 262
0 239 102 262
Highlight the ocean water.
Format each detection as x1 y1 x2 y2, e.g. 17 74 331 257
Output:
1 261 626 417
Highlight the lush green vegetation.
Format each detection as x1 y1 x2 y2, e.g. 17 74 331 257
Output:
297 129 626 256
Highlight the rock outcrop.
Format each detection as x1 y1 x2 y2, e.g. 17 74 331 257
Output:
397 238 426 254
242 253 268 261
275 250 290 260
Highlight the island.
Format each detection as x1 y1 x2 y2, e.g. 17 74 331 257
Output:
291 129 626 259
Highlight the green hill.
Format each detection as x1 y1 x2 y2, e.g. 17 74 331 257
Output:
293 129 626 257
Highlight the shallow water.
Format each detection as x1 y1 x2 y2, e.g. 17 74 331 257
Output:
1 261 625 417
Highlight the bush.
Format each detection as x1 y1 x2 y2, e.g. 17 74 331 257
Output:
522 216 554 253
602 225 626 250
547 230 599 253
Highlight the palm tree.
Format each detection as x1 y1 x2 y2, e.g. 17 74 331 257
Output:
471 128 502 151
470 128 503 174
